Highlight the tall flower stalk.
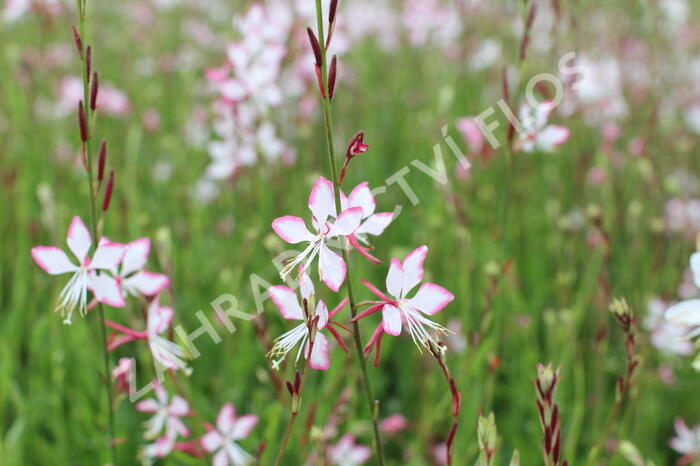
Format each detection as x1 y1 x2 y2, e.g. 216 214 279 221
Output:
311 0 386 462
74 0 117 461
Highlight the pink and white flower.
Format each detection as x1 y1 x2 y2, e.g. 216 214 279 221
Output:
201 403 258 466
112 357 134 395
327 434 371 466
670 418 700 459
112 238 170 297
665 252 700 369
268 271 349 370
516 100 570 153
340 182 394 264
645 298 693 356
136 380 190 440
355 246 454 361
272 176 363 291
31 216 125 324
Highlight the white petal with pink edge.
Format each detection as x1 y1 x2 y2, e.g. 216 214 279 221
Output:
401 245 428 294
307 332 330 370
121 238 150 276
201 430 223 452
385 258 405 299
230 414 259 440
347 182 376 217
328 207 363 237
125 270 170 296
212 449 228 466
271 216 315 244
169 395 189 416
407 282 454 315
91 243 126 270
319 243 346 292
269 286 304 320
216 403 236 434
308 176 336 226
299 271 315 301
136 399 160 413
314 301 329 330
66 216 92 263
31 246 77 275
382 304 402 336
356 212 394 236
538 125 569 148
88 273 125 307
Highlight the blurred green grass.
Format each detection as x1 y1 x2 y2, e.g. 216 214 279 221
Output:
1 1 700 465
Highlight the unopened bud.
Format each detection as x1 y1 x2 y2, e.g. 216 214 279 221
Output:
90 71 99 111
477 412 497 456
78 102 88 142
97 139 107 185
86 46 92 81
102 169 114 212
328 55 337 99
72 26 83 59
536 363 558 400
306 27 322 67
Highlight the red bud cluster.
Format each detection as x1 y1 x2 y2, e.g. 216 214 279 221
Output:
535 363 566 466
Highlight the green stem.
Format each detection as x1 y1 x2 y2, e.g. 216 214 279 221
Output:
313 1 385 463
76 1 117 463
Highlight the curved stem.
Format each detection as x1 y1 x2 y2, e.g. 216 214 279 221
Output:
312 1 385 463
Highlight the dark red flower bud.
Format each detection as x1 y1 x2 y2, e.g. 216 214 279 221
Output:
78 101 88 142
86 46 92 81
97 139 107 184
328 55 337 99
72 26 83 60
286 381 295 396
306 27 322 67
90 71 99 111
329 0 338 25
102 169 114 212
293 370 301 393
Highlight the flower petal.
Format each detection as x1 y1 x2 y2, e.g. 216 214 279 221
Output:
307 332 330 370
201 430 223 452
268 286 304 320
314 300 329 330
31 246 77 274
382 304 402 336
356 212 394 236
148 299 174 336
319 243 346 292
347 182 376 217
231 414 259 440
213 449 229 466
407 282 454 315
125 271 170 296
66 216 92 263
328 207 363 237
217 403 236 434
691 252 700 289
88 273 125 307
90 242 126 270
308 176 336 226
121 238 150 276
538 125 569 149
299 270 315 302
169 395 189 416
401 245 428 294
385 258 404 299
666 299 700 326
271 216 315 244
136 398 160 413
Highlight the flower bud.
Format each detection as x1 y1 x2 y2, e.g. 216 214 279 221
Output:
72 26 83 59
306 27 322 67
86 46 92 81
90 71 99 111
97 140 107 184
102 169 114 212
77 101 87 142
328 55 337 99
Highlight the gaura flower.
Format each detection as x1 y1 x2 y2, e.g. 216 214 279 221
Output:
328 434 372 466
272 176 363 291
105 296 191 374
201 403 258 466
112 357 134 395
267 271 349 370
340 182 394 264
670 418 700 459
112 238 170 297
354 246 454 364
645 298 693 356
31 216 126 324
136 379 190 440
516 100 570 153
665 252 700 369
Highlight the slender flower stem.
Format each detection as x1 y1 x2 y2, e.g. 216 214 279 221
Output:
76 1 117 463
312 1 385 463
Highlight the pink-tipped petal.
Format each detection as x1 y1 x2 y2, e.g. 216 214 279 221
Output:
88 273 125 308
271 216 315 244
356 212 394 236
407 282 454 315
347 182 376 217
319 243 346 292
216 403 236 434
136 399 160 413
201 430 223 452
299 270 315 302
230 414 258 440
315 300 329 330
121 238 151 276
401 245 428 294
148 299 174 335
169 395 189 416
307 332 330 370
31 246 77 275
308 176 336 226
90 242 126 270
268 286 304 320
538 125 570 148
127 271 170 296
328 206 363 237
66 216 92 263
382 304 402 336
385 258 404 299
212 449 228 466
